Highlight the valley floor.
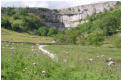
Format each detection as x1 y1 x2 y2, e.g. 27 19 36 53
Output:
1 42 121 80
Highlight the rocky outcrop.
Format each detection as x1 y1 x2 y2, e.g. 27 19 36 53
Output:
1 1 119 31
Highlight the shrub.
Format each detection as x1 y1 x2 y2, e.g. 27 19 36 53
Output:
37 27 48 36
99 14 120 35
54 33 67 43
11 22 20 31
13 14 19 19
19 9 27 15
54 28 81 44
1 17 11 29
5 7 15 16
47 27 58 36
113 38 121 48
86 30 104 46
112 35 121 48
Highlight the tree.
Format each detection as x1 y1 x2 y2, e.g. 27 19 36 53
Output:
37 27 48 36
11 22 20 31
86 30 104 46
1 17 11 29
78 8 81 23
5 7 15 16
115 1 121 7
99 14 120 35
19 9 27 15
47 27 58 36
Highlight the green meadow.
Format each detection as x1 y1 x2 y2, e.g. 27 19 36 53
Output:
1 43 121 80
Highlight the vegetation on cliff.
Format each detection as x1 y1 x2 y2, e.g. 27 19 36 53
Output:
54 4 121 47
1 8 58 36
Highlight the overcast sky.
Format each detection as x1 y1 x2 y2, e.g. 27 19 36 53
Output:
1 0 120 9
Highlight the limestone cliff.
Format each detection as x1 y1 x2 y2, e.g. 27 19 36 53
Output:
1 1 119 31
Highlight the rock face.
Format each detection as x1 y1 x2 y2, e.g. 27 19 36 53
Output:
1 1 118 31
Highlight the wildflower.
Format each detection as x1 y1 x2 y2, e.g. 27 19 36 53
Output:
88 58 93 63
22 69 26 73
109 58 113 61
108 61 115 66
32 49 34 52
33 62 36 66
64 59 67 63
10 47 15 50
42 70 46 75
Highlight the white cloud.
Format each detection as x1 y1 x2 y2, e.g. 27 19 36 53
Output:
22 1 49 8
1 0 121 9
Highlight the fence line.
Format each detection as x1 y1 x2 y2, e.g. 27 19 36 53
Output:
1 41 73 45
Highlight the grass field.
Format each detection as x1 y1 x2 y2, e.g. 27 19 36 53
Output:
1 42 121 80
1 28 53 43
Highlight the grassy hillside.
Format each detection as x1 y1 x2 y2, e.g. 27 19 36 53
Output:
1 8 58 36
1 28 53 43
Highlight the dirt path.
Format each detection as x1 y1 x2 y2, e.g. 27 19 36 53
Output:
38 45 56 59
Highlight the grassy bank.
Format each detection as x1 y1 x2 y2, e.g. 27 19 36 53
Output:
1 28 53 43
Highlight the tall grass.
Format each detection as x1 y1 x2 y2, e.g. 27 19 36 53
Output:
1 43 121 80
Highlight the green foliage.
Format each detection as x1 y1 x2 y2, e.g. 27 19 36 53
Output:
54 28 81 44
11 22 20 31
85 30 104 46
37 27 48 36
113 38 121 48
47 27 58 36
77 22 92 33
19 9 27 15
115 1 121 7
53 9 59 13
98 14 120 35
4 7 15 16
13 13 20 19
39 8 49 11
2 8 47 33
1 17 11 29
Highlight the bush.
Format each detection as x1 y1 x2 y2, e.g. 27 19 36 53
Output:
54 33 67 43
99 14 120 35
112 35 121 48
1 17 11 29
37 27 48 36
47 27 58 36
54 28 81 44
11 22 20 31
19 9 27 15
13 14 19 19
5 7 15 16
86 30 104 46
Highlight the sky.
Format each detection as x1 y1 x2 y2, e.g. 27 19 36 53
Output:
1 0 120 9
